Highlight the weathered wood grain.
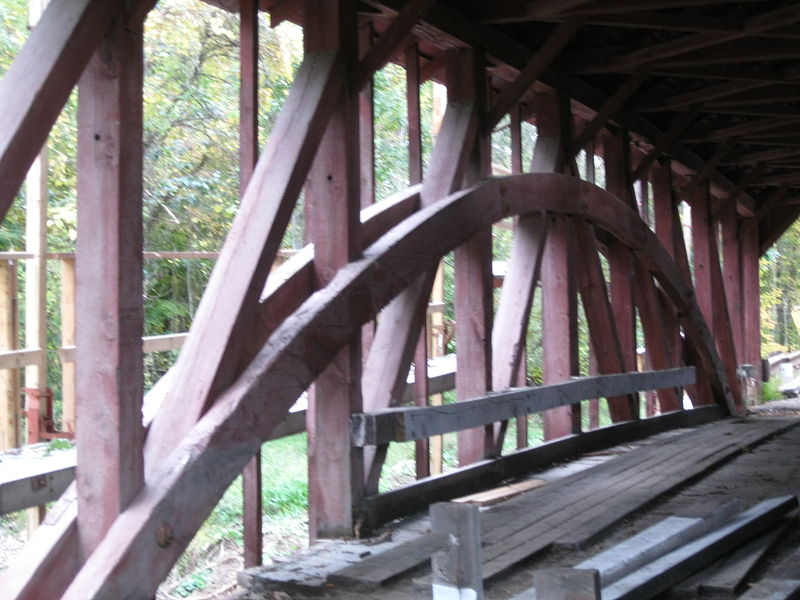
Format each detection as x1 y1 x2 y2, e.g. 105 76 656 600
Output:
603 496 799 600
75 11 145 557
533 568 600 600
352 368 695 446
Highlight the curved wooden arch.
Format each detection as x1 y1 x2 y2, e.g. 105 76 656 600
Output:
61 172 735 599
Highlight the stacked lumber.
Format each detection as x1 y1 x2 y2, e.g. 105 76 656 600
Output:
523 496 798 600
329 419 797 591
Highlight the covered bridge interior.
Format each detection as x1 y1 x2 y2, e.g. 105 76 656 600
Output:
2 0 800 598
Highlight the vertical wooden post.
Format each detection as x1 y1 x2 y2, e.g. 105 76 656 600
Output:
406 44 423 186
0 260 19 450
430 503 483 600
707 216 744 411
407 43 428 477
542 212 580 438
429 76 448 471
511 105 530 447
60 258 76 434
414 328 429 479
452 49 492 466
535 91 579 439
25 0 50 535
239 0 262 569
584 137 600 426
603 134 637 378
428 66 448 475
430 264 445 475
690 183 714 328
720 207 743 363
305 0 362 540
359 19 375 207
741 217 761 403
75 10 145 557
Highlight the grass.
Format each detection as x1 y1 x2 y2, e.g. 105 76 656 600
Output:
761 379 783 403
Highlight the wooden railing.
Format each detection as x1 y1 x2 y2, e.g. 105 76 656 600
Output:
354 366 704 528
353 367 695 447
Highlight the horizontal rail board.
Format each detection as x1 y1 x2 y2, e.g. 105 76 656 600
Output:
361 404 725 530
0 348 44 370
353 367 695 446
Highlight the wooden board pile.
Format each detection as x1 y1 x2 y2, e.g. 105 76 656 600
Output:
522 495 799 600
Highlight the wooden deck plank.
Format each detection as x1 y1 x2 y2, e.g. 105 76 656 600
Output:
459 420 794 583
738 578 800 600
363 405 725 528
340 417 741 590
674 517 791 596
479 420 744 547
327 532 445 590
603 496 799 600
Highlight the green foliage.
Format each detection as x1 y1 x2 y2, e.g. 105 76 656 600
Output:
761 219 800 354
172 568 212 597
761 379 782 404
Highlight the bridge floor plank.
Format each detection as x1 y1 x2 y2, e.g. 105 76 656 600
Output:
239 417 800 599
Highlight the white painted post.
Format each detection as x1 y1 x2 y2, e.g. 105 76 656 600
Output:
430 502 483 600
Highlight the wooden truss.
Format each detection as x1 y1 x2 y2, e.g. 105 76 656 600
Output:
0 0 789 597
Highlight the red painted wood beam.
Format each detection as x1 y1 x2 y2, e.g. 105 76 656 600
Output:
741 217 762 399
455 224 493 464
632 166 681 412
0 0 126 219
633 260 682 413
707 220 744 413
571 221 637 419
75 12 145 559
305 0 362 540
510 106 529 449
58 173 734 599
144 49 345 470
603 135 637 379
238 0 262 569
665 167 714 407
450 48 493 466
720 207 744 364
413 327 430 478
406 44 423 186
358 19 375 208
651 162 684 367
690 183 715 329
491 214 547 394
536 92 580 439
